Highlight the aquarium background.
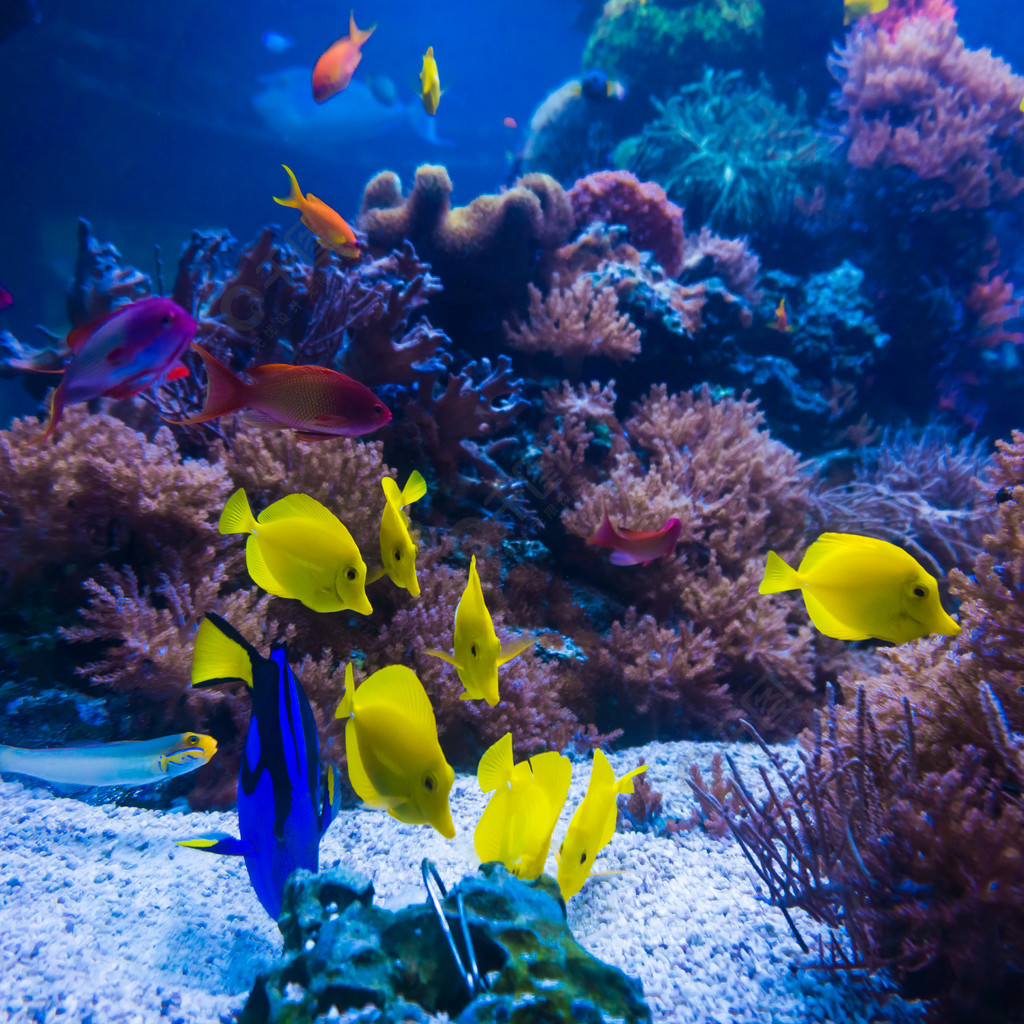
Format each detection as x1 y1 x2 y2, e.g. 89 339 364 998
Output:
2 0 1024 1022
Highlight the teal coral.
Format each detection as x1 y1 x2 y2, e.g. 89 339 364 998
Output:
615 70 829 240
584 0 763 103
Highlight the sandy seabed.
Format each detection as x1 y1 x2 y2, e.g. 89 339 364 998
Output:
0 739 923 1024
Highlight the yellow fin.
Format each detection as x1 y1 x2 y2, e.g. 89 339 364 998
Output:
192 617 253 688
478 732 514 793
424 648 460 667
474 787 512 865
381 476 403 508
345 717 385 807
498 637 535 667
335 663 356 719
616 763 647 796
245 535 295 598
759 550 800 594
219 488 256 535
802 589 870 641
357 665 435 733
399 470 427 506
257 492 343 529
590 748 616 789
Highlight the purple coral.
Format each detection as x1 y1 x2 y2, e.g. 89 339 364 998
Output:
568 170 686 277
831 15 1024 211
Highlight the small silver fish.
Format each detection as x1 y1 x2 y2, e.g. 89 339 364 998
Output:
0 732 217 787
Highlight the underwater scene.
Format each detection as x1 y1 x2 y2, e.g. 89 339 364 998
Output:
1 0 1023 1020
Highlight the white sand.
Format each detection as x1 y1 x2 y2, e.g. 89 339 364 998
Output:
0 740 922 1024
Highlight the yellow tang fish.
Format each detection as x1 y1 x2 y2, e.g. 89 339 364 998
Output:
474 732 572 881
377 470 427 596
556 750 646 901
759 532 960 644
335 663 455 838
219 488 372 615
844 0 888 24
419 46 441 116
424 555 535 706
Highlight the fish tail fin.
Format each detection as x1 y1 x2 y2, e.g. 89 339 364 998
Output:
478 732 514 793
28 378 68 445
191 614 255 689
616 763 647 796
759 550 800 594
175 832 250 856
163 344 247 425
273 164 304 209
219 488 257 535
335 663 356 719
350 10 376 45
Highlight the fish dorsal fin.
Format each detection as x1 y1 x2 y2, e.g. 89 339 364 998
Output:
529 750 573 803
191 615 255 688
245 535 296 598
381 476 402 508
802 589 871 641
65 309 121 354
257 492 344 530
806 532 901 564
400 471 427 507
478 732 514 793
590 748 616 791
335 663 356 719
357 665 434 731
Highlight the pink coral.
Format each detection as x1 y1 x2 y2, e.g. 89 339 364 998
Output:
964 263 1023 350
503 277 643 375
831 16 1024 210
567 171 686 277
870 0 955 35
681 227 763 304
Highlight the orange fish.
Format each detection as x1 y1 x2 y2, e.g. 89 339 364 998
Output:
164 344 391 441
770 298 795 333
273 165 360 258
585 510 682 566
312 11 375 104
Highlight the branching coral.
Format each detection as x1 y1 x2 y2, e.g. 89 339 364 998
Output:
830 15 1024 211
503 278 642 376
615 70 830 241
681 227 762 304
567 171 685 277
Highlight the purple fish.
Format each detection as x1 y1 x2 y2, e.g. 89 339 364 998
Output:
31 296 196 443
0 283 11 310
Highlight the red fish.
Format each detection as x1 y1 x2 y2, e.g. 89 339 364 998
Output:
30 296 195 443
312 11 375 104
166 344 391 441
585 510 682 566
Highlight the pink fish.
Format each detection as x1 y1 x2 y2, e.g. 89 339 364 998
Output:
30 296 196 443
0 284 11 310
165 343 391 441
585 510 682 566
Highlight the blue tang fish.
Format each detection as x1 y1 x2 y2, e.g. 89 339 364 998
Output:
176 614 340 919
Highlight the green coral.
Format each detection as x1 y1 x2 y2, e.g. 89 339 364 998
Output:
614 69 830 240
584 0 763 101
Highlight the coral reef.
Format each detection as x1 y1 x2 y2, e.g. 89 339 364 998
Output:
357 166 575 338
503 277 642 376
242 864 652 1023
567 170 685 277
831 16 1024 212
584 0 764 105
692 433 1024 1020
615 70 831 245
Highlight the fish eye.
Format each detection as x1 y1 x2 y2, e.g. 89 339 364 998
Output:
162 315 171 327
912 586 926 598
394 550 401 561
424 774 434 791
470 643 478 657
579 851 587 865
186 734 198 743
373 404 384 414
346 567 357 581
